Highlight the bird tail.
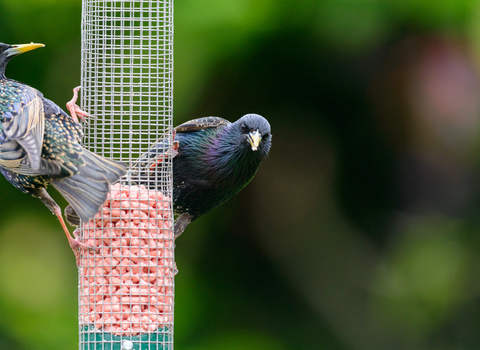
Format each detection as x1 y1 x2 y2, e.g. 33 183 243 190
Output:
51 150 126 223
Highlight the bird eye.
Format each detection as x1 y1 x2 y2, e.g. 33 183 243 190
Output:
240 123 247 133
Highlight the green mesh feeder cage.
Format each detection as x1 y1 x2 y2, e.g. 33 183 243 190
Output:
78 1 174 349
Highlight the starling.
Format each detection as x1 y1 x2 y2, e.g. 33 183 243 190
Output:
119 114 271 238
0 42 127 253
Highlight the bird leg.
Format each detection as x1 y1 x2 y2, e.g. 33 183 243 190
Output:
34 188 99 259
174 214 193 239
71 229 86 267
66 86 94 123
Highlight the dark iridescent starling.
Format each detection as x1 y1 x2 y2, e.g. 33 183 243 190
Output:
130 114 272 238
0 42 126 252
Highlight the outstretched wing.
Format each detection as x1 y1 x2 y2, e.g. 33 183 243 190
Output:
175 116 230 133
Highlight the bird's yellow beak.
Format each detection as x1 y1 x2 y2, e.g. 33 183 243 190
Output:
247 130 262 151
7 43 44 57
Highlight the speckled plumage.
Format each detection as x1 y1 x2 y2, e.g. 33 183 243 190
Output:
1 97 83 191
0 42 127 255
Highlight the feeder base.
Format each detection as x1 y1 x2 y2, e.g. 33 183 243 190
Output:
81 326 173 350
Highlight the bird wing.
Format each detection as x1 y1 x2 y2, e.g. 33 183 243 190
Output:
0 86 45 171
127 117 229 187
0 96 79 177
175 116 230 133
0 139 61 176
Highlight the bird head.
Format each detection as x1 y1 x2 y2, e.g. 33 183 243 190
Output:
236 113 272 154
0 42 44 76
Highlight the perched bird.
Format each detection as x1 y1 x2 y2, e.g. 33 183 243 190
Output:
0 42 126 253
67 114 272 238
168 114 271 237
138 114 272 237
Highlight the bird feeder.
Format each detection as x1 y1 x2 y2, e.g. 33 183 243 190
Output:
78 1 174 349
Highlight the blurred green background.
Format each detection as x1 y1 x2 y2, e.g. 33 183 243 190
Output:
2 0 480 349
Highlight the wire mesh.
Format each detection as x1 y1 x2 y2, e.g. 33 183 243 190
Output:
79 1 174 349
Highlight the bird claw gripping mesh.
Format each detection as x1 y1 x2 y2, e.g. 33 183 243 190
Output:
66 86 95 123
